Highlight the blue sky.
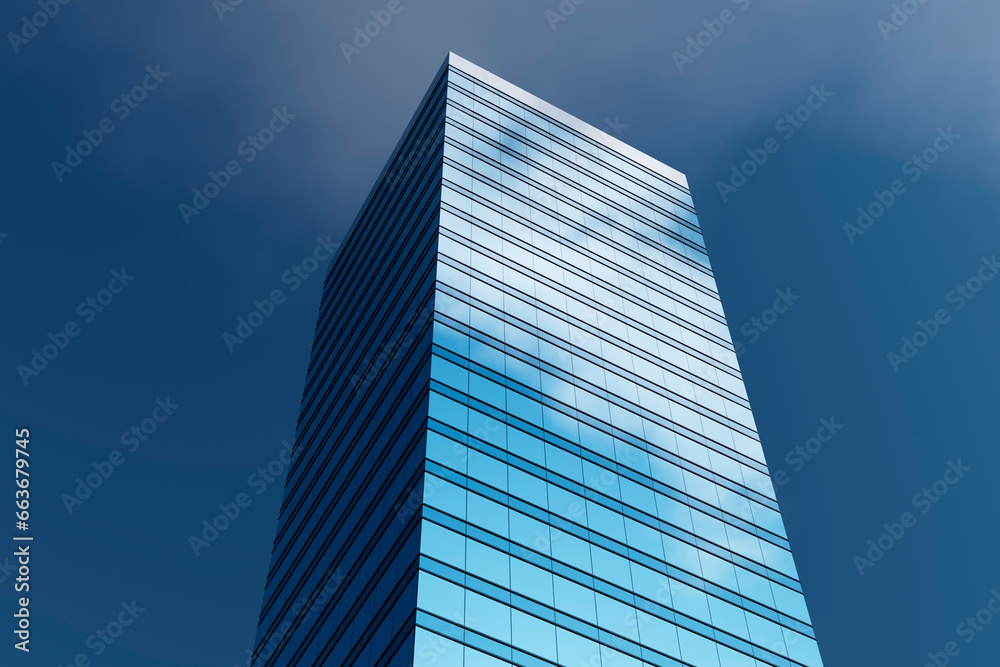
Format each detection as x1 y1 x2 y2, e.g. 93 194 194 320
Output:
2 0 999 665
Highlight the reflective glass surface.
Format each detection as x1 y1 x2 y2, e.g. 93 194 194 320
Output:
254 55 823 667
417 61 822 667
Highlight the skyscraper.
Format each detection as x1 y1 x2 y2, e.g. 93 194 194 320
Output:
252 53 824 667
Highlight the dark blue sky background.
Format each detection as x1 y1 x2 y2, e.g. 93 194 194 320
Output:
2 1 998 665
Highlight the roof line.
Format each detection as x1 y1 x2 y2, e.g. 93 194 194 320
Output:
446 52 689 190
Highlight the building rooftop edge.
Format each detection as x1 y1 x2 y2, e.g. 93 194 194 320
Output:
446 52 689 190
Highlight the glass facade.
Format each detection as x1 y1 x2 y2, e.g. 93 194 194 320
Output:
253 53 823 667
